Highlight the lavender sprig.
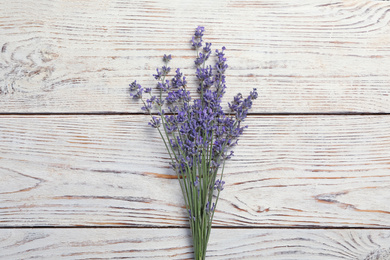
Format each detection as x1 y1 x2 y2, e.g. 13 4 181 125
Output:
129 26 257 260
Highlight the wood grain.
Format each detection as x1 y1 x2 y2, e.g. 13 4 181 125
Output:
2 1 390 257
1 115 390 227
1 228 390 259
1 0 390 113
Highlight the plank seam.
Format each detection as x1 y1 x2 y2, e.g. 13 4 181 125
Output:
1 112 390 116
1 226 390 229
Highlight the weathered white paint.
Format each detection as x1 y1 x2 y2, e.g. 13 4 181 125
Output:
1 115 390 227
0 0 390 112
1 228 390 259
2 0 390 258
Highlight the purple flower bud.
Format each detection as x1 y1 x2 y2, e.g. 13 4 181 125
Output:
195 53 205 66
156 82 167 92
188 210 196 221
129 80 140 91
148 116 161 128
153 68 162 80
194 177 199 187
194 26 205 37
250 88 258 100
191 26 205 48
163 54 172 63
155 98 164 106
214 180 225 191
130 85 144 99
203 42 212 53
210 160 220 170
141 99 152 112
162 66 171 75
205 202 215 214
223 151 234 160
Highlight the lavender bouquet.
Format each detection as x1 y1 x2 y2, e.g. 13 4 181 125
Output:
130 26 257 259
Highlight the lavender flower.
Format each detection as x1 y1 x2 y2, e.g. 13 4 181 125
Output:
191 26 205 48
205 202 215 214
163 54 172 63
188 210 196 221
129 27 257 260
130 84 143 99
194 177 200 187
214 180 225 191
148 116 161 128
129 80 141 91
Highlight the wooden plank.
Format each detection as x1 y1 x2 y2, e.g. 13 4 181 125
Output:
1 115 390 227
1 0 390 113
1 228 390 259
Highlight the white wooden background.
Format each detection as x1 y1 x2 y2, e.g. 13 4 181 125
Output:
1 0 390 259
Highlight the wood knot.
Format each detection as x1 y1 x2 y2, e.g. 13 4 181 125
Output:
364 248 390 260
0 167 42 194
0 39 58 94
